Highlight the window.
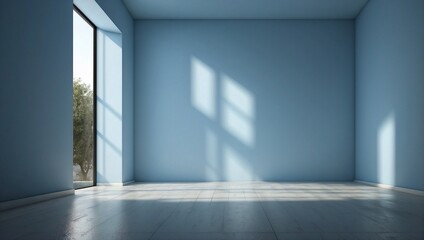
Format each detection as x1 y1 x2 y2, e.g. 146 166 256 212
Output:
73 6 96 189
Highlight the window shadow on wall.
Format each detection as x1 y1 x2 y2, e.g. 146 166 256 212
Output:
191 57 256 181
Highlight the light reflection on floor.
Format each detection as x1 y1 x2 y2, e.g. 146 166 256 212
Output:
0 182 423 240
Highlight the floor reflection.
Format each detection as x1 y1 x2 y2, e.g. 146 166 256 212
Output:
0 182 423 240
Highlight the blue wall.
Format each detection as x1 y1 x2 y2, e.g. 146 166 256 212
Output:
355 0 424 190
134 20 355 181
0 0 74 202
96 29 124 184
96 0 134 183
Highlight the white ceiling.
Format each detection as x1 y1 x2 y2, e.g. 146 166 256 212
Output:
123 0 369 20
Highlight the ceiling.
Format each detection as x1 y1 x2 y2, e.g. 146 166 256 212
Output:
123 0 369 20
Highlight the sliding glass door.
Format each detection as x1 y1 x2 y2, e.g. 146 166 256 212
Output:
73 7 96 189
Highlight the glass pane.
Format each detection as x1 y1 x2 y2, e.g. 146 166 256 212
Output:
73 9 94 189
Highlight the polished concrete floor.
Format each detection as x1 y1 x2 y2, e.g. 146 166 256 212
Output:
0 182 423 240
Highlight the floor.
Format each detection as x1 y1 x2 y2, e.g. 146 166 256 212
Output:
0 182 423 240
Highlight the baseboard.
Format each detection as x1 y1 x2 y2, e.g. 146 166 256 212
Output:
355 180 424 196
123 180 135 186
0 189 75 211
97 180 135 186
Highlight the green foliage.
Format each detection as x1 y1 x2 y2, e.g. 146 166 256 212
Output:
73 78 93 181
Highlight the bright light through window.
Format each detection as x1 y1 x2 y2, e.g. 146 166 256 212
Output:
73 8 96 189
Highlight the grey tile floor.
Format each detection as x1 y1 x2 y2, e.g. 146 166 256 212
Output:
0 182 423 240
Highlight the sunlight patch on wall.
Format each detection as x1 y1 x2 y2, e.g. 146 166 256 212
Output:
190 56 256 180
205 128 219 180
378 113 395 185
191 57 216 119
222 75 255 119
96 30 123 183
221 75 255 147
223 145 252 180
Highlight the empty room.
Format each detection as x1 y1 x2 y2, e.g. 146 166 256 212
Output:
1 0 424 239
